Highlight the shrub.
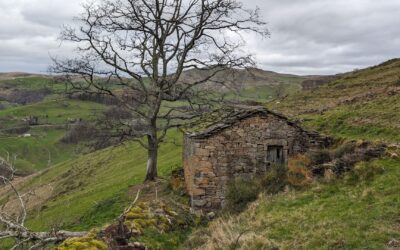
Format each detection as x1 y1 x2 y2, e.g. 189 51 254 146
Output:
3 126 30 135
225 177 261 213
396 77 400 86
61 122 99 144
334 153 358 175
287 155 313 187
333 141 357 158
0 157 13 180
103 106 132 120
169 168 186 194
349 161 385 182
259 164 288 194
307 149 332 165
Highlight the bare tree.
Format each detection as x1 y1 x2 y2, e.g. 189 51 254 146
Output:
50 0 269 181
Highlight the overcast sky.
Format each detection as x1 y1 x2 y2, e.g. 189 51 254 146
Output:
0 0 399 75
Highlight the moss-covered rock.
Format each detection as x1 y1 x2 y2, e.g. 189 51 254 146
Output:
123 201 185 235
57 230 107 250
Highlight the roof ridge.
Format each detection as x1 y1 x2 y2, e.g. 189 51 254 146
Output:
185 106 297 139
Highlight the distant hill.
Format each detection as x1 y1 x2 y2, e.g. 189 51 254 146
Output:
0 67 310 89
300 75 341 90
0 75 57 105
0 72 48 81
0 68 314 104
179 67 309 90
177 67 316 102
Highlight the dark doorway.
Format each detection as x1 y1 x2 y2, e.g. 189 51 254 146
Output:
267 145 284 164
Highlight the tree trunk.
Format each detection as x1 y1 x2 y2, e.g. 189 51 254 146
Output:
145 133 158 182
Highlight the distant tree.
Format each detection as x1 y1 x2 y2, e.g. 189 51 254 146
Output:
51 0 268 181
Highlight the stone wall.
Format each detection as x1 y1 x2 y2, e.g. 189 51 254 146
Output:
183 114 326 211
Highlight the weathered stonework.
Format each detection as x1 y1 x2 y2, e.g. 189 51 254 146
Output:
183 107 329 211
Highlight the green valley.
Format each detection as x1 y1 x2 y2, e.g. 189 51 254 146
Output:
0 59 399 249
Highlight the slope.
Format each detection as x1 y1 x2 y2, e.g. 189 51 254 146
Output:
183 59 400 249
4 130 183 232
1 59 399 248
268 58 400 142
183 158 400 249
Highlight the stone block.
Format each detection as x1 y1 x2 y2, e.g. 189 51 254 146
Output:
191 188 205 196
197 148 209 156
195 178 209 186
192 199 207 207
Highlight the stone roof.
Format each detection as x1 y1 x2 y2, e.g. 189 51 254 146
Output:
185 105 306 139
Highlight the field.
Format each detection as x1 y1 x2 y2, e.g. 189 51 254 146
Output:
0 128 75 173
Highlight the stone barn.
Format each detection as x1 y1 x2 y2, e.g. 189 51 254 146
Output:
183 106 329 211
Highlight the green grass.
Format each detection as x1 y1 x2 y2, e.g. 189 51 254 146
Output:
19 130 182 232
0 98 106 173
0 76 65 92
0 127 77 173
254 159 400 249
185 158 400 249
0 98 105 129
225 83 301 102
268 58 400 143
299 94 400 142
140 228 193 250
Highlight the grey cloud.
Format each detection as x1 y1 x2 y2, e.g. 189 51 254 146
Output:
20 0 82 28
244 0 400 74
1 0 400 75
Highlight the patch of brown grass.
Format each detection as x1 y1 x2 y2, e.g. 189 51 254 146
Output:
182 199 277 250
287 155 313 187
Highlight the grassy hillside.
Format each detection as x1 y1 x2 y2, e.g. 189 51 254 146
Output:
0 70 303 174
0 76 57 91
268 58 400 142
0 74 106 173
184 158 400 249
0 99 106 172
180 67 307 102
182 59 400 249
0 128 76 173
12 130 183 232
0 99 104 129
0 60 399 249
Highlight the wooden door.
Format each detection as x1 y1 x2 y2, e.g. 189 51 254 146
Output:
267 145 284 164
